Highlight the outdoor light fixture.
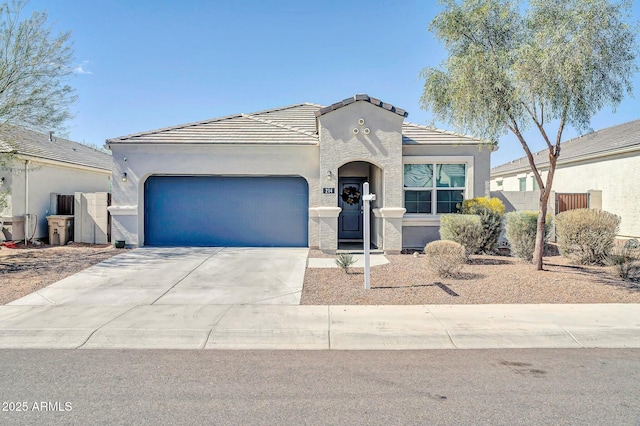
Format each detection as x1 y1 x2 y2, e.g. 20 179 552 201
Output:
353 128 359 135
121 172 127 183
0 177 4 185
326 170 332 181
363 128 370 135
358 118 365 125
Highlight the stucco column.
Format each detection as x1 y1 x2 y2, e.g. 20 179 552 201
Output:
315 207 341 253
107 205 138 247
377 207 406 254
308 208 319 249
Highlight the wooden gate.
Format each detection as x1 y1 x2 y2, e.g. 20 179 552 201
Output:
556 193 589 214
57 194 74 215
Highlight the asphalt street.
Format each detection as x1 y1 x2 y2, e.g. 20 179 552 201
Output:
1 349 639 425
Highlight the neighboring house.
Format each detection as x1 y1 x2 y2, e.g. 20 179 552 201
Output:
490 119 640 238
107 94 493 253
0 126 112 241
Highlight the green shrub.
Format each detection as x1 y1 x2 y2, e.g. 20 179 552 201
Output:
335 253 356 274
424 240 466 277
606 247 640 281
504 211 552 262
461 197 505 254
439 214 483 258
555 209 620 265
625 239 640 249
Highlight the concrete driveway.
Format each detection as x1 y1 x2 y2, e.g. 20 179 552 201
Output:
9 247 309 306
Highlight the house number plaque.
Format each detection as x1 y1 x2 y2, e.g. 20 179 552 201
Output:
322 188 335 194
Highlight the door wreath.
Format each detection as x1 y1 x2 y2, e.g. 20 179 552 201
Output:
341 186 361 205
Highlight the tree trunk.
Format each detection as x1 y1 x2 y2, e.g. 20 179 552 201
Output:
532 190 550 270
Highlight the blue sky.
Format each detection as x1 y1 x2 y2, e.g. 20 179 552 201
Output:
26 0 640 166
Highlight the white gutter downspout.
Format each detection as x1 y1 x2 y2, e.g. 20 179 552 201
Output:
24 159 29 245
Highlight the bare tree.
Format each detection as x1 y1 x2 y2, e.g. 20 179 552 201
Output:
0 0 76 134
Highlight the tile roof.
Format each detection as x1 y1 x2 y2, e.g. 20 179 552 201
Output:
401 121 488 145
251 103 323 135
107 105 320 145
0 126 112 171
107 96 485 146
491 119 640 176
315 94 408 118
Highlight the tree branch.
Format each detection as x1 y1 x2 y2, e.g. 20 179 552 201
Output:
507 116 544 189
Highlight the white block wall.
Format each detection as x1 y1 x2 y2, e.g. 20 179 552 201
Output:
74 192 109 244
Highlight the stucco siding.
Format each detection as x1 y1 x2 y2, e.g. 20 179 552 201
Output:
491 152 640 238
551 154 640 237
108 99 493 251
402 226 440 249
9 159 110 238
317 101 405 252
400 144 491 248
403 144 491 199
110 143 319 246
318 101 404 207
0 167 13 217
491 170 549 192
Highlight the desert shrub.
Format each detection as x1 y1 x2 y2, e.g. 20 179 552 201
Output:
439 214 483 258
461 197 505 254
606 247 640 281
504 211 552 262
335 253 356 274
461 196 505 216
555 209 620 265
424 240 466 277
624 239 640 250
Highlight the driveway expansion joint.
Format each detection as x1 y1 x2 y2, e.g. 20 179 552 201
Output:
76 305 142 349
444 329 460 349
565 329 586 348
150 249 223 305
202 305 234 349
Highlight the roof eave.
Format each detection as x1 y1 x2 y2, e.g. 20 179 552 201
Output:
12 153 111 173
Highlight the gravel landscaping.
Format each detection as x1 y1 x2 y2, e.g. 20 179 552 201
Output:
2 243 639 306
301 250 640 305
0 243 122 305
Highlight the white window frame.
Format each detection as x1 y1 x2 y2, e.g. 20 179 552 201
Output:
402 156 474 225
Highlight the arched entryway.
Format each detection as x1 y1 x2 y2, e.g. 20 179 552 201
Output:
337 161 383 250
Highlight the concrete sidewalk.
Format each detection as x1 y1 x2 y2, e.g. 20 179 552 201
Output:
0 303 638 350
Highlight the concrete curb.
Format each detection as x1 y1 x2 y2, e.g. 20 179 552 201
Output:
0 303 639 350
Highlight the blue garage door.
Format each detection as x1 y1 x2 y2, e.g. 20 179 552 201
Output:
144 176 308 247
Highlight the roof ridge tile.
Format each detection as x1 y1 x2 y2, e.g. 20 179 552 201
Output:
315 94 409 118
249 102 321 117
